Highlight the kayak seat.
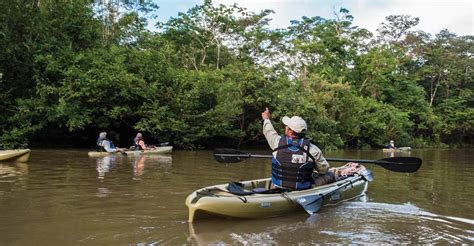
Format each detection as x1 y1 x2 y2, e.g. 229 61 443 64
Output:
252 187 268 193
312 172 336 187
227 182 283 195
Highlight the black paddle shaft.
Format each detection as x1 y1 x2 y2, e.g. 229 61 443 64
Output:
213 149 422 173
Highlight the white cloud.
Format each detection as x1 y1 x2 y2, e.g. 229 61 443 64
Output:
350 0 473 36
213 0 474 35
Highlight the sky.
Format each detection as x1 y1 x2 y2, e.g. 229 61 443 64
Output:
150 0 473 36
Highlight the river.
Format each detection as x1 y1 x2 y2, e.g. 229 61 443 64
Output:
0 149 472 244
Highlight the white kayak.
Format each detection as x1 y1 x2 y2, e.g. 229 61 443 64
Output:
383 147 412 152
88 146 173 157
0 149 31 162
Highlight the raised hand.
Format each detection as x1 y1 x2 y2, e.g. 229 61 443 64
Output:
261 107 270 120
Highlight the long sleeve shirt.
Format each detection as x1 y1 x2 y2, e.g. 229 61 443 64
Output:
262 119 330 174
99 139 117 153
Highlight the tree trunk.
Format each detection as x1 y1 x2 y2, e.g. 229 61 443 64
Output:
216 44 221 70
429 83 439 107
429 75 440 107
301 64 308 88
200 47 207 67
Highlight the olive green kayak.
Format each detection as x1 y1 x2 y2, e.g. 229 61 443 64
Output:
0 149 31 162
185 171 370 222
382 147 412 152
87 146 173 157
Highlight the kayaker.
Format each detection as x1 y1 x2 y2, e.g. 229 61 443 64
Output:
97 132 125 153
133 133 147 150
386 140 396 149
132 133 155 150
261 108 331 190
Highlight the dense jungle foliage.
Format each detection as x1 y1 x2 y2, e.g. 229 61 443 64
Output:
0 0 473 149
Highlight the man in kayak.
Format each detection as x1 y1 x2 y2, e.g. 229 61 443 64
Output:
386 140 396 149
97 132 126 154
261 108 332 190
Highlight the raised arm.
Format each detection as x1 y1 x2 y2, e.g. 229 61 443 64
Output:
262 107 281 150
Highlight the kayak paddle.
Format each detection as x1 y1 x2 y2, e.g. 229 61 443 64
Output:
213 148 422 173
297 169 374 214
118 150 128 156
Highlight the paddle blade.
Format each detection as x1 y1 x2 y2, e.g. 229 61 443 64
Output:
213 149 250 163
378 157 422 173
360 168 374 182
296 194 323 215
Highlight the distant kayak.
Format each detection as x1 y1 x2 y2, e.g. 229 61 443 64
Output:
0 149 31 162
382 147 412 152
88 146 173 157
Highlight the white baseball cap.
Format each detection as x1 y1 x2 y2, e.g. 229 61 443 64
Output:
282 116 307 133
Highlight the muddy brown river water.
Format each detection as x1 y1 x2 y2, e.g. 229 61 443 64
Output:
0 148 472 244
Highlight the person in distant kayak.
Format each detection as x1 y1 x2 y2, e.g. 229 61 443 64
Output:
133 133 147 150
261 108 331 190
97 132 125 153
132 133 156 150
386 140 396 149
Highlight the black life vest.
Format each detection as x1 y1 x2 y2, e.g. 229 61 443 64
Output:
271 136 315 190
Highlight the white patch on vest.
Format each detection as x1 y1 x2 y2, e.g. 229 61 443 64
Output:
292 154 305 163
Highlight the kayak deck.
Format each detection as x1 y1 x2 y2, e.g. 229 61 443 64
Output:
185 174 368 222
0 149 31 162
87 146 173 157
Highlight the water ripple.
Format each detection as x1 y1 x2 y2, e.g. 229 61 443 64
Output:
190 201 473 244
317 201 474 244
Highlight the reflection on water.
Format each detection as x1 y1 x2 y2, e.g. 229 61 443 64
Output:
133 155 173 179
133 156 146 177
96 156 117 180
96 187 112 198
96 155 173 180
0 163 28 180
0 163 28 196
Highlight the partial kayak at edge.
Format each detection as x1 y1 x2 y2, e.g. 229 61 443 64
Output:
0 149 31 162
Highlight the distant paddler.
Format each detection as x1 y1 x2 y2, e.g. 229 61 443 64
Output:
383 140 411 152
131 133 156 150
387 140 396 149
96 132 127 155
